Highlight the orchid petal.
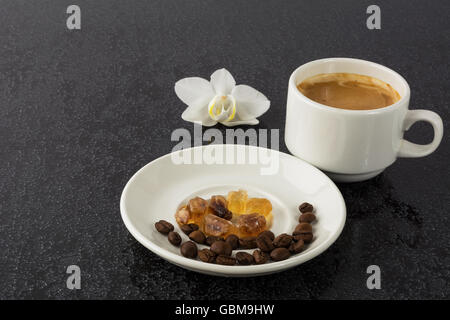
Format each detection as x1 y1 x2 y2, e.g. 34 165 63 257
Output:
231 85 270 120
181 105 217 127
175 77 215 111
220 118 259 127
210 68 236 95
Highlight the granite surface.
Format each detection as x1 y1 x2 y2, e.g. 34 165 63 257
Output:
0 0 449 299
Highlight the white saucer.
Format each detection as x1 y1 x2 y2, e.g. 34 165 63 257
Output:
120 144 346 277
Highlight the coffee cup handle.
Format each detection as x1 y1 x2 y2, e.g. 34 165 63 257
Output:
397 109 444 158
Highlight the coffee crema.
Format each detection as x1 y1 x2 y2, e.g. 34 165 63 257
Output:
297 73 401 110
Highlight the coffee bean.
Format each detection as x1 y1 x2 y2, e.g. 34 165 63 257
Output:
253 250 269 264
236 252 254 265
299 212 316 223
239 236 257 249
293 223 313 235
299 202 313 213
180 241 197 258
256 233 274 252
289 239 304 253
198 249 216 263
258 230 275 241
210 240 232 256
225 234 239 250
293 233 313 243
168 231 181 246
293 223 313 243
189 230 206 244
216 255 236 265
270 247 291 261
155 220 174 234
180 223 199 235
206 236 224 246
210 197 232 220
273 233 293 248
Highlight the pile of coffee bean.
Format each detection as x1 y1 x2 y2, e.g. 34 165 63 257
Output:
154 202 317 266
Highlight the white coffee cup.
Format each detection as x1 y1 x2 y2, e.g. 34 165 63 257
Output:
285 58 444 182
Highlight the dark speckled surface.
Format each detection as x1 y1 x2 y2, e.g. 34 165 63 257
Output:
0 0 449 299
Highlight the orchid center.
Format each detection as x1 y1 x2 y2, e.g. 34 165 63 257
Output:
208 94 236 122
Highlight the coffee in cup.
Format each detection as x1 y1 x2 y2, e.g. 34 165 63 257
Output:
297 73 401 110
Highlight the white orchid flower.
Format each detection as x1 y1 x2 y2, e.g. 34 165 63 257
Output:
174 68 270 127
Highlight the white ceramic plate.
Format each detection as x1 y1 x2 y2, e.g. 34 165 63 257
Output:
120 144 346 277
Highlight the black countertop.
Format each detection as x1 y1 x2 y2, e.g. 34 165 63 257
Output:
1 0 449 299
